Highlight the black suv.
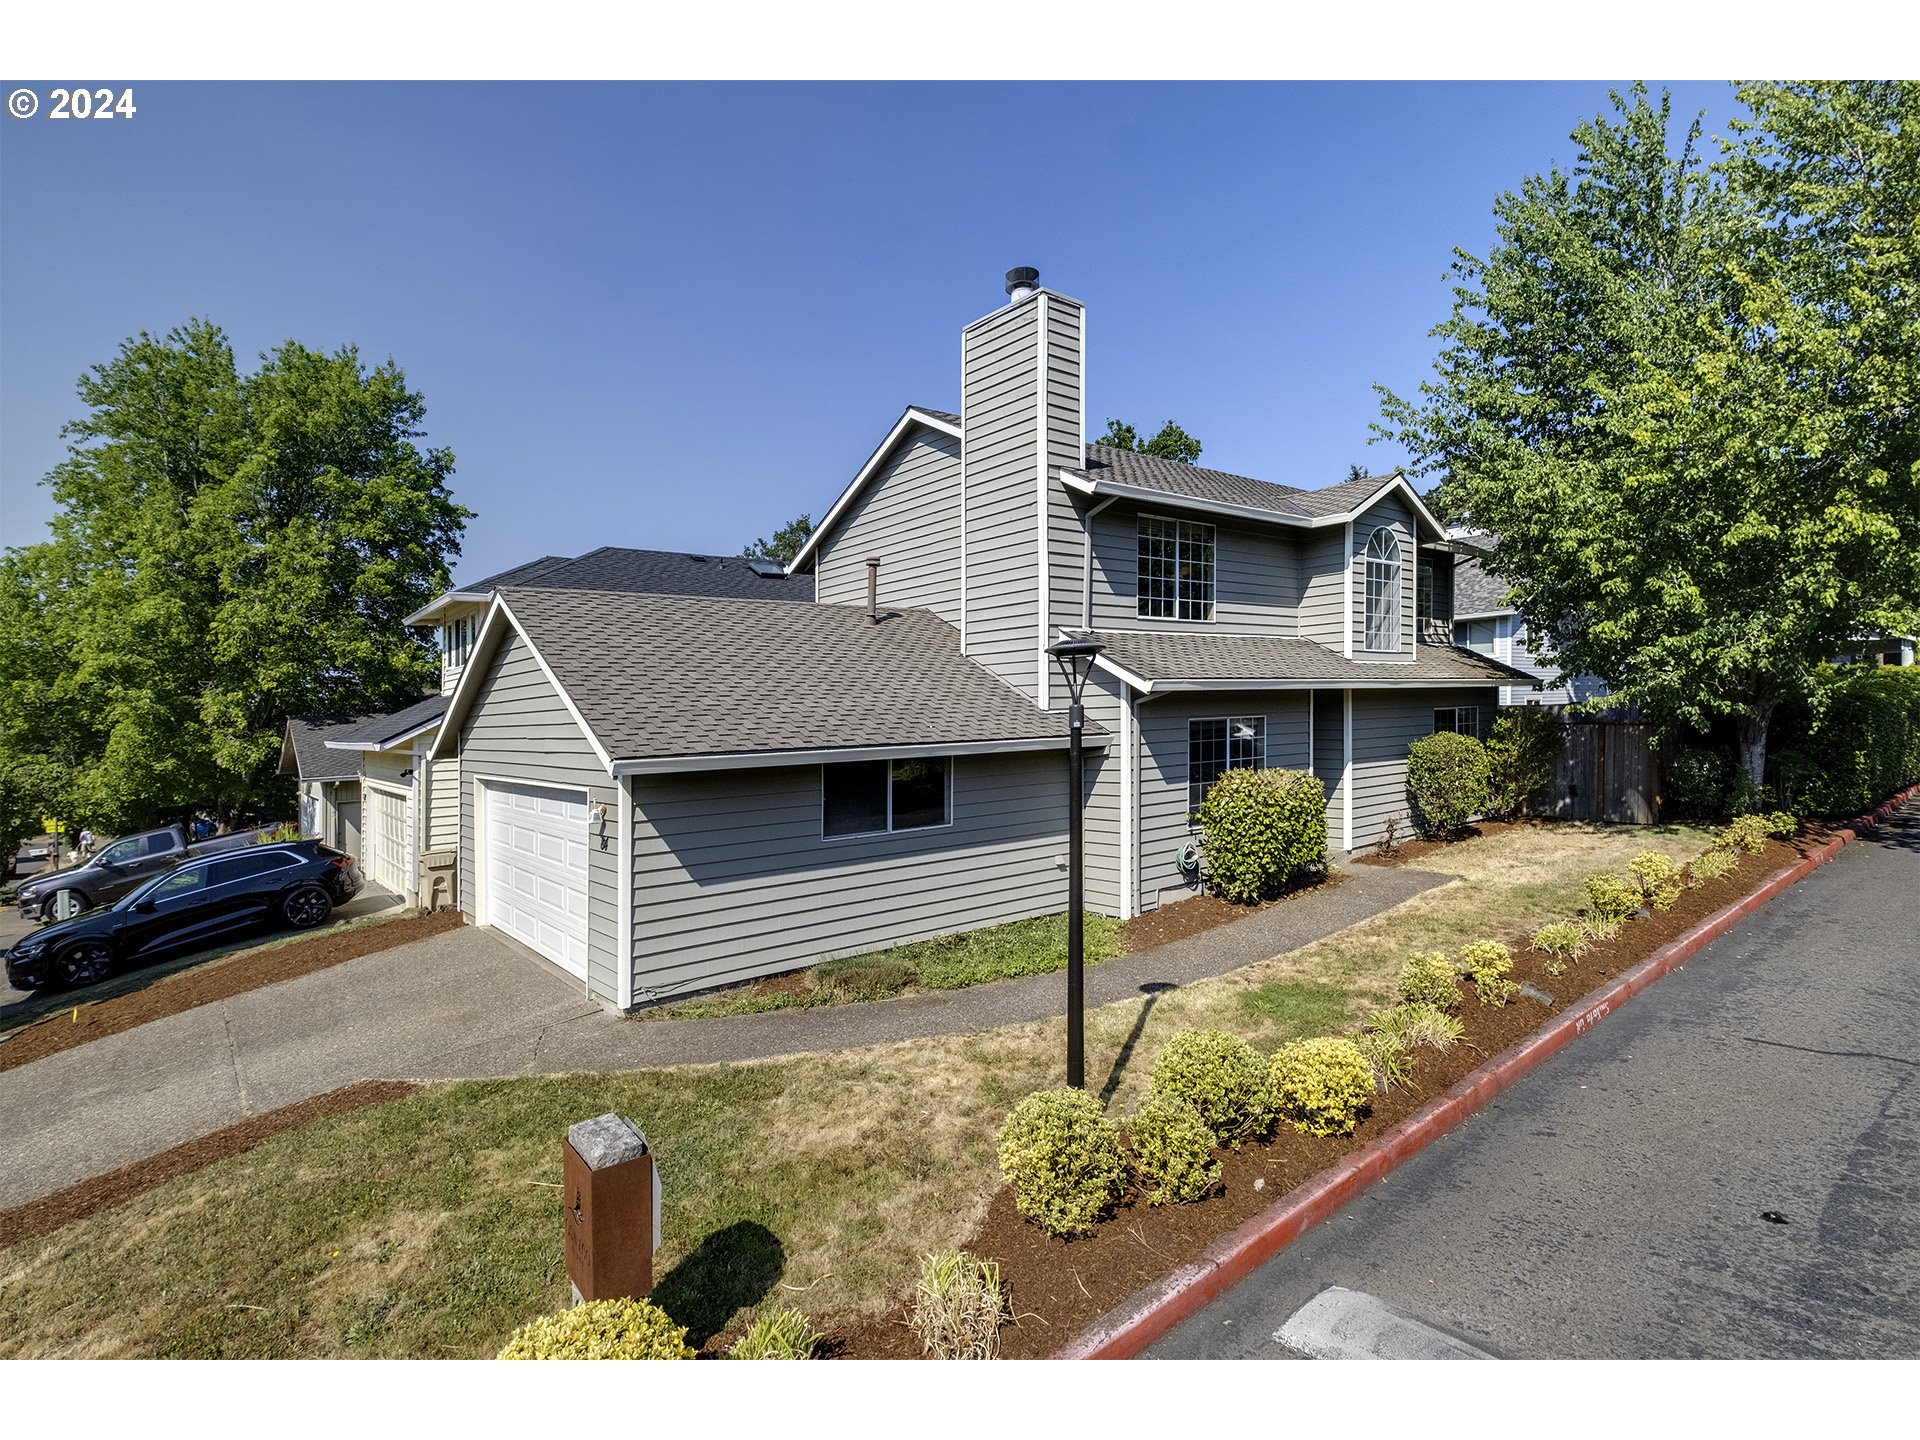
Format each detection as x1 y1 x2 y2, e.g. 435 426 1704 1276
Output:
4 841 364 992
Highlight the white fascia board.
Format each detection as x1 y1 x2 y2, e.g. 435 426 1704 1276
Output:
1451 608 1516 622
401 588 492 628
493 595 616 773
322 716 445 753
1091 669 1524 695
1089 652 1155 694
611 733 1108 778
785 407 964 574
1056 471 1446 540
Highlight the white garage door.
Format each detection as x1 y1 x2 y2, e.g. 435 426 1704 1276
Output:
484 781 589 979
365 783 413 897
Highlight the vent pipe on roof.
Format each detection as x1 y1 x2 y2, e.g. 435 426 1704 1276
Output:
1005 266 1039 302
866 558 881 624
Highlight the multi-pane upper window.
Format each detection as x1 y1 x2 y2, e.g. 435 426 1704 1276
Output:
1364 527 1402 651
1138 515 1216 622
443 616 474 671
1188 716 1265 812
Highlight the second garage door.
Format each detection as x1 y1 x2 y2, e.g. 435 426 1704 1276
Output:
364 783 412 898
483 780 589 979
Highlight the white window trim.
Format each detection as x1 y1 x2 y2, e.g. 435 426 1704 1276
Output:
1185 714 1267 812
1363 525 1404 653
1135 511 1218 623
820 757 957 841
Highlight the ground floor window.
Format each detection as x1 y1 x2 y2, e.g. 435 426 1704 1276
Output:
1433 706 1480 737
1189 716 1265 811
822 757 951 838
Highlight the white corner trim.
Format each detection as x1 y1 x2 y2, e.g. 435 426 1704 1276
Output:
1341 689 1354 853
1342 520 1355 660
1035 292 1051 707
960 329 971 655
1121 685 1139 919
786 406 962 574
616 775 634 1010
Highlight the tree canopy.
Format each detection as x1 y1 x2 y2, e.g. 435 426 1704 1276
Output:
742 513 813 566
0 321 470 836
1378 82 1920 785
1097 418 1203 465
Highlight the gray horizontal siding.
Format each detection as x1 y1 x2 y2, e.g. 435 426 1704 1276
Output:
456 629 619 1004
1297 526 1348 648
1348 685 1498 852
628 752 1072 1000
1044 296 1083 472
1077 669 1125 919
1086 498 1300 636
1350 494 1416 661
814 425 963 625
1311 689 1346 850
1135 691 1313 910
425 754 460 852
963 299 1043 700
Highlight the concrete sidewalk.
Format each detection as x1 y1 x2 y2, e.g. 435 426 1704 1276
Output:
0 863 1446 1211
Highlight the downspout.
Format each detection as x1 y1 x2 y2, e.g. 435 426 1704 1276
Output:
1083 494 1118 629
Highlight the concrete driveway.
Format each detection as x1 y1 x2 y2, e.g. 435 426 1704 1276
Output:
1148 800 1920 1359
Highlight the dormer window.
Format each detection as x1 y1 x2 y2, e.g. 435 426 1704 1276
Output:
1138 515 1215 621
1364 527 1402 651
444 616 474 671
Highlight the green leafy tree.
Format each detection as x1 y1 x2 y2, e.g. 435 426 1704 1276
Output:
0 320 469 832
1378 83 1920 787
1097 418 1203 465
743 514 813 567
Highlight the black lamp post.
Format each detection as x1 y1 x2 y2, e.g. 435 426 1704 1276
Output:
1047 635 1105 1089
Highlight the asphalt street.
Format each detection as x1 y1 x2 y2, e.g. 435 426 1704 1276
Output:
1150 801 1920 1359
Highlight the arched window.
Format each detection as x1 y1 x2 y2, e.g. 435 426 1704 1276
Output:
1364 527 1401 650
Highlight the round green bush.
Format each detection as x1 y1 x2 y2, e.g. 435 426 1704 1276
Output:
1149 1028 1272 1144
1397 951 1461 1011
1127 1089 1221 1206
1406 731 1492 836
995 1088 1126 1237
498 1298 695 1359
1195 766 1328 905
1267 1037 1375 1137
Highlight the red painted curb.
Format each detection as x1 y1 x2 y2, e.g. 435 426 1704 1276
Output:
1055 783 1919 1359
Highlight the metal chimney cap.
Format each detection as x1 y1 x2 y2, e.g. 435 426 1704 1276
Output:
1005 266 1040 297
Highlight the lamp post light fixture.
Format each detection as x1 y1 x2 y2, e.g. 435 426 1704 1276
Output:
1047 634 1105 1089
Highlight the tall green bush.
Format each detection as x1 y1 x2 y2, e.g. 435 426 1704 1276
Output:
1663 747 1735 821
1771 666 1920 818
1485 708 1563 818
1406 731 1492 835
1195 766 1328 904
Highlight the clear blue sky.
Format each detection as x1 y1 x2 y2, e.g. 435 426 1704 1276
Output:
1 81 1741 583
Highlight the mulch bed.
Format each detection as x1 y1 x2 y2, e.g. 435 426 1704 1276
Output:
0 909 466 1076
0 1081 420 1249
1113 871 1344 953
821 828 1828 1358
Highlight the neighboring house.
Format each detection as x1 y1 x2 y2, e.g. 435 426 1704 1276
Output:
278 714 373 855
1832 635 1918 668
1450 539 1607 708
419 268 1531 1010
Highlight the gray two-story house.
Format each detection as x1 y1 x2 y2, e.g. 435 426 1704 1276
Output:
421 269 1529 1009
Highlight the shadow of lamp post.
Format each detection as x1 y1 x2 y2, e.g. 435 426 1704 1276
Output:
1047 634 1105 1090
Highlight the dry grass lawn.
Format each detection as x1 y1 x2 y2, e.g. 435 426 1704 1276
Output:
0 821 1708 1358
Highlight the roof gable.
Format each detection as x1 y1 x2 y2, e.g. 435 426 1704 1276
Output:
786 406 965 573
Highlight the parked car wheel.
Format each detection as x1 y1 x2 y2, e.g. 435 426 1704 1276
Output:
282 884 333 930
42 889 90 923
55 939 115 988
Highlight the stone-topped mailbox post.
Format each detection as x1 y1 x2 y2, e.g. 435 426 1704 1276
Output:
563 1113 662 1305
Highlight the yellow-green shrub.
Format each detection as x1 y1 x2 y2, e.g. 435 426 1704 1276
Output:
1583 873 1640 927
1764 810 1798 838
1460 939 1518 1006
1530 921 1587 963
1127 1089 1220 1206
1397 951 1461 1011
497 1298 695 1359
995 1088 1126 1237
1195 766 1330 904
1627 851 1683 910
727 1307 821 1359
1150 1029 1272 1144
1267 1037 1375 1137
1713 814 1773 854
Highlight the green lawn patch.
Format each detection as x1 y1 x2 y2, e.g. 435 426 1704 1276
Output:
1235 981 1353 1038
652 911 1125 1020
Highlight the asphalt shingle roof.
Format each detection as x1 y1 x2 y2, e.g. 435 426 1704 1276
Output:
327 694 450 749
1452 553 1513 616
913 406 961 426
461 548 814 604
496 587 1095 764
1061 445 1405 523
281 715 372 779
1085 630 1537 689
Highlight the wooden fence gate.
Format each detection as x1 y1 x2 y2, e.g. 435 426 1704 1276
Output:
1533 720 1662 823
